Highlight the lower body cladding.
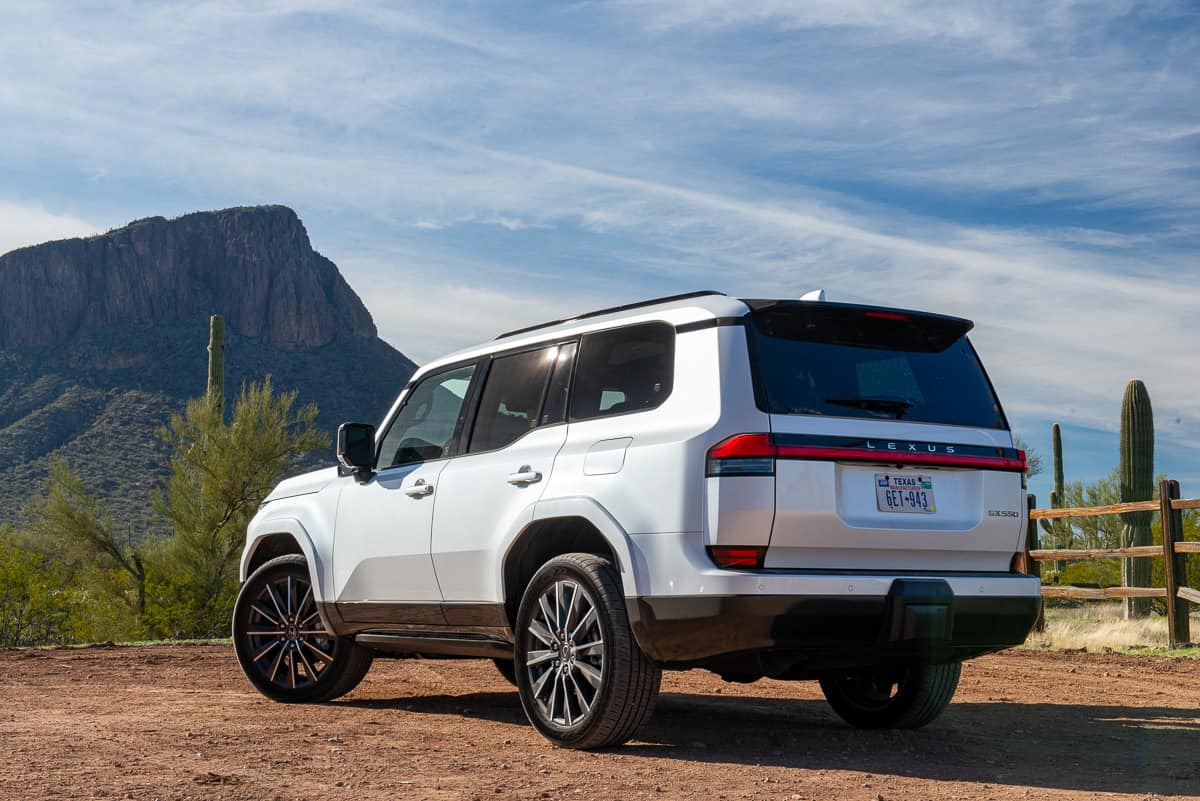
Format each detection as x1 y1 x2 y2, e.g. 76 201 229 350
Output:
625 576 1040 678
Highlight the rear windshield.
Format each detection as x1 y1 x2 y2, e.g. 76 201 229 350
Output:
748 306 1007 430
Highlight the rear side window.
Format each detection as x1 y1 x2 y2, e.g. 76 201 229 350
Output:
570 322 674 421
749 306 1006 429
468 346 558 453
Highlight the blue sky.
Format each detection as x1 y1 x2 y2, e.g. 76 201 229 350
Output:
2 1 1198 499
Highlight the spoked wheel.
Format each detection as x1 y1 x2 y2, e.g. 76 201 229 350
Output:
818 661 961 729
525 577 606 725
233 555 373 703
515 553 660 749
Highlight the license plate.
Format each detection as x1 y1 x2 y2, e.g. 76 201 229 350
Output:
875 473 936 514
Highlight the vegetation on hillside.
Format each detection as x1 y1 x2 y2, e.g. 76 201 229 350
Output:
0 377 326 647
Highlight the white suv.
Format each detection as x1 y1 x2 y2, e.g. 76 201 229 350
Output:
233 291 1040 748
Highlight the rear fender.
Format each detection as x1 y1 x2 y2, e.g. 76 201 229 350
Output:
505 496 644 598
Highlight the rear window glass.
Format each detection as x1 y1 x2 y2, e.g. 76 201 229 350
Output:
570 323 674 421
749 312 1006 429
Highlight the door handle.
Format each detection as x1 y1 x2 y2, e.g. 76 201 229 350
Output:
404 479 434 498
507 466 542 485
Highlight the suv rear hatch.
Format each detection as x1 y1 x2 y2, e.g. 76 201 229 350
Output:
746 300 1025 572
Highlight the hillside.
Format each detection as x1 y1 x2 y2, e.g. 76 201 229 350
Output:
0 206 416 533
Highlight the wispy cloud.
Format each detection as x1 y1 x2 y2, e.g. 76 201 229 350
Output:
0 201 97 257
1 0 1197 483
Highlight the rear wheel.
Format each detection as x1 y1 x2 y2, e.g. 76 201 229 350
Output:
818 661 961 729
514 553 660 749
233 554 373 703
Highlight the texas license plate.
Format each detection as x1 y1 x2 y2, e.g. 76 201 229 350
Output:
875 474 936 513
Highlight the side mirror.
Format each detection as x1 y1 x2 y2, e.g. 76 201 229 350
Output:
337 422 375 480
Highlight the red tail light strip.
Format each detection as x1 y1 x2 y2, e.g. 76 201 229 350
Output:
774 445 1026 472
707 433 1026 473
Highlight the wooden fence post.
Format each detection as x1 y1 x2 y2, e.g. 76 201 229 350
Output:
1159 479 1190 647
1026 493 1045 632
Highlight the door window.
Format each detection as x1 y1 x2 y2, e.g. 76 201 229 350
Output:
468 346 559 453
377 364 476 468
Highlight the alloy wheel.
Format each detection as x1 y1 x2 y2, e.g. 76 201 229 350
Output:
523 579 605 727
240 573 336 691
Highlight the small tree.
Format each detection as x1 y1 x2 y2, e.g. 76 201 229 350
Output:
26 460 149 616
0 526 85 647
1013 436 1042 479
152 377 327 636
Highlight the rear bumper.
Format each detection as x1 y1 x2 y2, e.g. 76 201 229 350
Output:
625 577 1040 668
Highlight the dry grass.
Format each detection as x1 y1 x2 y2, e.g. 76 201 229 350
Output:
1025 601 1200 654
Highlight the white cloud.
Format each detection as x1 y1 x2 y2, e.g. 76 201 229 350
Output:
1 0 1197 480
0 201 98 257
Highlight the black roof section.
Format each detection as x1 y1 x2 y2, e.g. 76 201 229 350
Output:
494 290 727 340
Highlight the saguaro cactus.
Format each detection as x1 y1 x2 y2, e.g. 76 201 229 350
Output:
1119 379 1154 618
1039 424 1067 571
207 314 225 414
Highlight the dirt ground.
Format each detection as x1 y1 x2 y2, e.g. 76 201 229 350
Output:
1 645 1197 801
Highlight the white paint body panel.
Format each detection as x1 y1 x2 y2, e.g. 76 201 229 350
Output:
332 460 448 602
241 293 1040 628
432 425 568 602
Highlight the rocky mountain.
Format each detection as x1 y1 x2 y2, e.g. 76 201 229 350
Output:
0 206 416 533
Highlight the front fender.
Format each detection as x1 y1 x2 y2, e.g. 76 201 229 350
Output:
240 516 329 603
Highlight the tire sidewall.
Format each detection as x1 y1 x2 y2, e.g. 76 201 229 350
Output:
820 661 959 729
232 554 350 703
514 557 617 746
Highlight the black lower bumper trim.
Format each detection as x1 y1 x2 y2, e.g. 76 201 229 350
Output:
626 581 1039 667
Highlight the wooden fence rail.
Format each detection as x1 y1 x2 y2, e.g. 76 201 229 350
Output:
1024 478 1195 648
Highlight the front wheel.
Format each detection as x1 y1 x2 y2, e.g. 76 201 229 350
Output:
233 554 373 703
818 661 961 729
514 553 660 749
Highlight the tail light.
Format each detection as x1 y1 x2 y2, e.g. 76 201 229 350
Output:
1010 551 1029 574
705 434 776 476
706 434 1026 474
706 545 767 569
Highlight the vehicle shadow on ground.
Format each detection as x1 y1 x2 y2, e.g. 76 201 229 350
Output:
338 689 1199 796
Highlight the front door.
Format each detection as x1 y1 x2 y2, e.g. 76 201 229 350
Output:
332 362 479 622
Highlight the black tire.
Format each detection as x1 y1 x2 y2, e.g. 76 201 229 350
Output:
818 661 961 729
233 554 373 703
514 553 660 749
493 658 518 687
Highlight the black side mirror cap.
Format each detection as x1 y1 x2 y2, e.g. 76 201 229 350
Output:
337 422 376 480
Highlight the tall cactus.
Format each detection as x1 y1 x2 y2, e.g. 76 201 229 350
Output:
1039 423 1067 571
207 314 225 414
1119 379 1154 618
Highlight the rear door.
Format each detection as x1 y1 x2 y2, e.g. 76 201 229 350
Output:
747 302 1026 572
430 342 575 612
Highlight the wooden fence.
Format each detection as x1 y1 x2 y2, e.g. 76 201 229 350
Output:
1024 479 1198 648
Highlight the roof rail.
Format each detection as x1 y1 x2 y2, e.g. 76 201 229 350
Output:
494 290 727 340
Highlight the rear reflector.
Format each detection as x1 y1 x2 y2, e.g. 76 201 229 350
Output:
707 434 1027 475
706 545 767 569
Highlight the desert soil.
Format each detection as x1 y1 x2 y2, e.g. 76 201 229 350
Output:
1 644 1197 801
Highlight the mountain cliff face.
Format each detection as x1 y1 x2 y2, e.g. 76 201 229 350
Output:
0 206 376 351
0 206 417 532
